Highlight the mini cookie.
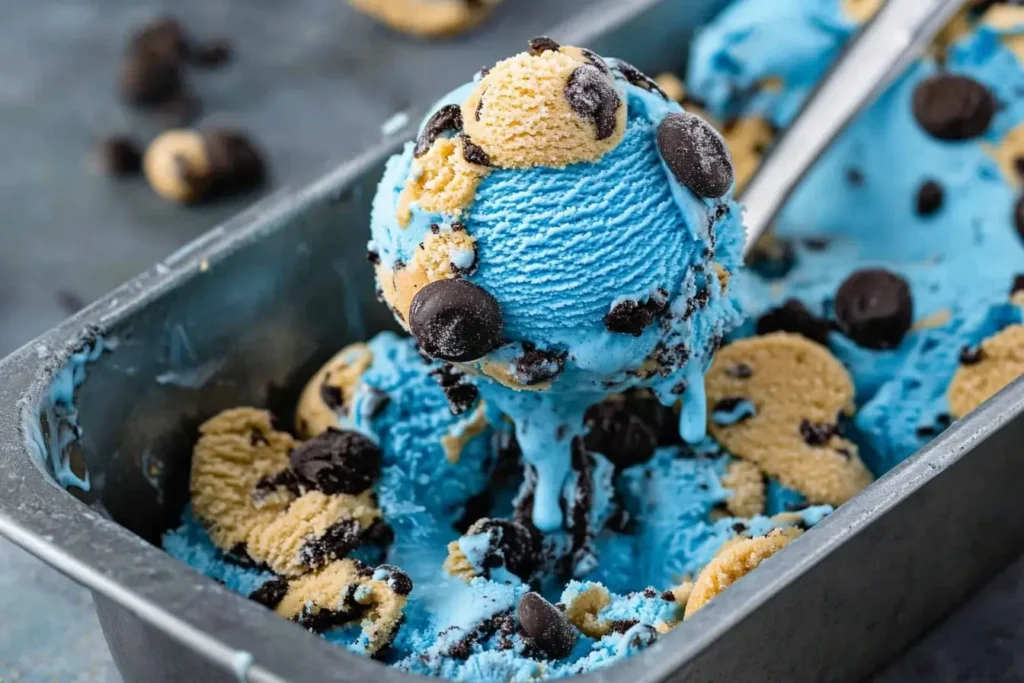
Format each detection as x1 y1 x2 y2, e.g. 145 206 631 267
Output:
684 527 801 618
720 459 765 518
461 40 627 169
271 558 410 654
349 0 502 38
296 342 374 439
948 325 1024 418
396 136 490 226
705 333 874 506
842 0 882 24
988 122 1024 188
721 117 774 193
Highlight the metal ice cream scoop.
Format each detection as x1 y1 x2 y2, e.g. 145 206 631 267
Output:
740 0 967 256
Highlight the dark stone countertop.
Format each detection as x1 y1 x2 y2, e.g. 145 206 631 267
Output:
1 1 1021 682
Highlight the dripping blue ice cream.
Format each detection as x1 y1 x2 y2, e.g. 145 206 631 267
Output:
369 41 743 532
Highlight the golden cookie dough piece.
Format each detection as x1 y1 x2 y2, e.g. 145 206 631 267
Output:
721 117 774 193
476 359 550 392
1013 290 1024 307
144 129 213 203
563 584 612 638
443 540 477 581
981 5 1024 62
441 402 489 463
684 527 802 618
654 72 686 104
396 136 490 227
712 262 731 293
350 0 500 38
277 559 408 654
721 460 766 518
461 47 627 169
190 408 297 553
248 490 381 577
376 225 479 323
842 0 882 24
988 122 1024 187
705 333 874 506
948 325 1024 418
295 343 374 439
911 308 952 333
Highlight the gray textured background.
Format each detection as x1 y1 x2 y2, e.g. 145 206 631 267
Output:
0 0 1021 681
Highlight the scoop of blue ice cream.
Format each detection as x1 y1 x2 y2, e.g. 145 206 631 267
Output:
369 40 744 532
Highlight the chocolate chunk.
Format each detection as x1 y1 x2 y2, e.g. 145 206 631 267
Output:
916 425 938 438
414 105 463 157
119 53 184 107
97 135 143 177
725 362 753 379
580 48 611 75
528 36 561 55
834 268 913 349
846 168 865 187
604 294 668 336
466 518 539 580
299 519 362 569
608 619 640 634
190 39 232 68
460 134 492 166
128 17 189 62
803 237 831 251
623 623 659 650
373 564 413 596
319 382 345 410
1015 156 1024 180
799 419 837 446
1011 274 1024 297
409 279 504 362
288 428 382 495
430 363 480 415
959 345 984 365
254 469 301 499
916 180 944 216
583 401 658 468
249 578 289 609
912 74 995 141
1015 195 1024 244
203 128 266 196
756 299 831 347
623 390 682 446
565 64 621 140
657 112 734 199
517 592 578 659
515 346 566 385
614 60 667 99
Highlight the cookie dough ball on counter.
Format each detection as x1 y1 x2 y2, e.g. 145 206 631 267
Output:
349 0 503 38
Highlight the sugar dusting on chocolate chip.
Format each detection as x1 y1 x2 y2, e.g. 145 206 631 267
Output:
657 112 734 199
565 64 621 140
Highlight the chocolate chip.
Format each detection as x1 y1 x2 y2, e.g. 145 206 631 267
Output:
373 564 413 596
367 250 381 265
127 17 189 62
528 36 561 55
912 74 995 141
580 48 612 75
608 619 640 634
660 590 676 602
203 128 267 197
319 382 345 410
1015 156 1024 180
623 390 683 446
565 64 621 140
119 52 184 107
517 592 578 659
460 134 492 166
799 419 837 446
583 401 657 468
657 112 734 198
916 180 944 216
959 345 984 365
614 60 666 98
748 237 796 280
515 346 566 385
299 519 362 569
430 363 480 415
97 136 143 177
466 518 540 580
756 299 831 347
803 237 831 251
834 268 913 349
249 578 289 609
288 428 382 495
409 279 504 362
1011 274 1024 297
846 168 865 187
603 294 668 336
414 104 463 157
1015 195 1024 244
916 425 937 438
190 39 233 68
725 362 753 379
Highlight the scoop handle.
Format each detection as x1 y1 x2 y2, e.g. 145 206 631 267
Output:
740 0 966 256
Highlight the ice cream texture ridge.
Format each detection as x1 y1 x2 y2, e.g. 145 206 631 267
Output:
162 4 1024 680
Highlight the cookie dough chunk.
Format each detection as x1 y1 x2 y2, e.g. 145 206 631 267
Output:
144 129 211 203
705 333 874 506
461 41 627 169
396 136 490 227
948 325 1024 418
721 459 766 518
842 0 882 24
190 408 297 553
981 4 1024 62
989 122 1024 188
721 117 774 193
296 342 374 438
684 528 801 617
274 559 410 654
350 0 501 38
563 583 612 638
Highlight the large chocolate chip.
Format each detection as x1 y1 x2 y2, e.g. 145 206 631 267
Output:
912 74 995 141
583 401 657 468
414 104 464 157
565 64 621 140
288 428 382 495
466 518 539 580
409 279 503 362
915 180 944 216
528 36 561 55
756 299 831 347
657 113 734 198
834 268 913 350
517 592 578 659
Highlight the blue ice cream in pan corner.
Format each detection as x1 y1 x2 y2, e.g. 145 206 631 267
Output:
162 3 1024 679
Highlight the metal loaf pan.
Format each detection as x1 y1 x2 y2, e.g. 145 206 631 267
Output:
2 0 1024 681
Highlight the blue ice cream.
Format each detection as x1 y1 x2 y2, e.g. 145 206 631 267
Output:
369 40 744 532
